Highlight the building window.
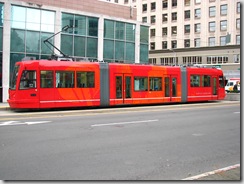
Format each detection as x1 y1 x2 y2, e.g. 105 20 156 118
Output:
209 37 215 46
209 6 216 17
11 5 55 64
162 27 167 36
172 12 177 21
151 15 156 24
142 17 147 23
195 8 201 18
194 38 200 47
162 14 168 22
140 26 149 64
236 35 240 45
236 19 240 29
194 23 201 33
172 0 177 7
220 4 227 16
104 20 136 63
185 0 190 6
237 2 240 13
185 10 190 19
151 2 156 11
171 40 177 48
195 0 201 4
162 41 167 49
162 0 168 8
150 29 155 37
142 4 147 12
184 25 190 34
150 42 155 50
171 26 177 35
220 36 226 46
149 58 157 64
184 39 190 47
209 21 215 32
233 54 240 63
220 20 227 31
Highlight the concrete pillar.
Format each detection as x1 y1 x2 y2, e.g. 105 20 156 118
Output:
2 1 11 102
97 16 104 61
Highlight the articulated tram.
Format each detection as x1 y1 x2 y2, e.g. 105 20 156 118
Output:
8 60 226 109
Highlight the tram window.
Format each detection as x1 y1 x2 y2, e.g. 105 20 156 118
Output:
77 72 95 88
19 70 37 89
190 75 200 87
40 71 53 88
56 71 74 88
134 77 148 91
149 77 162 91
202 75 211 87
219 76 225 88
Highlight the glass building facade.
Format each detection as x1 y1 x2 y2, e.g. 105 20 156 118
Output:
0 1 149 102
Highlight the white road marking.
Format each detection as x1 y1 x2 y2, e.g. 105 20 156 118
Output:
91 119 159 127
234 112 240 114
0 121 25 126
182 164 240 180
26 121 51 125
0 121 51 126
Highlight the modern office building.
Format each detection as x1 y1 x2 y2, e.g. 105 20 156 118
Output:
0 0 149 102
110 0 241 78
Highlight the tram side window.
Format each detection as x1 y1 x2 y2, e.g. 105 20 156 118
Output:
219 76 225 88
202 75 211 87
149 77 162 91
40 71 53 88
134 77 148 91
190 75 200 87
56 71 74 88
77 72 95 88
19 70 36 89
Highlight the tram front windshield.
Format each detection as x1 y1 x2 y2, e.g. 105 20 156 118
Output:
9 65 20 90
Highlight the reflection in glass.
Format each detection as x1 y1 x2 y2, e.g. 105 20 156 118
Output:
10 29 25 52
26 8 40 31
75 15 86 35
87 38 97 58
74 36 85 56
61 34 73 56
26 31 40 53
41 33 53 54
11 6 26 29
41 11 55 33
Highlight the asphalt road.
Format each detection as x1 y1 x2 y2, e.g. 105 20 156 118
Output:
0 101 240 180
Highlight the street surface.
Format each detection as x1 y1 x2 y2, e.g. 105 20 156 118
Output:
0 101 240 180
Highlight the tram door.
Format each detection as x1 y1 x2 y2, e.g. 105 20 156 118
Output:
115 74 132 105
212 76 218 100
164 76 178 101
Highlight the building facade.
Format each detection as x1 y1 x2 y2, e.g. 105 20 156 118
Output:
111 0 241 78
0 0 149 102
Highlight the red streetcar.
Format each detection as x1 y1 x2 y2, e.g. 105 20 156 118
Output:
8 60 226 109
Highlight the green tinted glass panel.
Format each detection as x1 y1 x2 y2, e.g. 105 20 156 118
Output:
10 53 25 73
140 26 149 43
104 40 114 59
140 44 149 63
125 42 135 61
115 41 124 60
126 23 135 42
104 20 114 39
61 34 73 56
0 3 3 26
88 17 98 37
115 22 125 40
0 28 2 51
26 8 41 31
62 13 74 34
87 37 97 58
74 15 86 35
41 33 53 54
26 31 40 53
74 36 85 57
11 29 25 52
